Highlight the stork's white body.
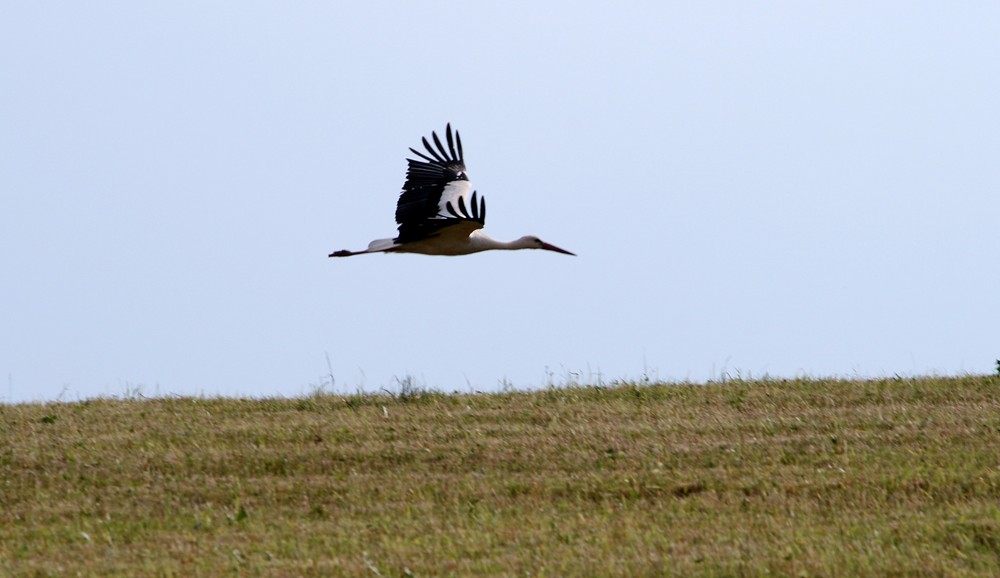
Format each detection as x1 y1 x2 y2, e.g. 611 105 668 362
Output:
353 229 544 257
329 125 574 258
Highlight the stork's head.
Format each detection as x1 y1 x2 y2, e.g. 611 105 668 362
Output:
518 235 576 256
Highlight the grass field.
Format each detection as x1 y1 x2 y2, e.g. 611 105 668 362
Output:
2 375 999 576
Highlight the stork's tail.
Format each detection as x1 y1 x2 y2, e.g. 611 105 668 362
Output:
328 238 400 258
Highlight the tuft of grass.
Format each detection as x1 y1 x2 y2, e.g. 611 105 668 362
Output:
1 376 999 575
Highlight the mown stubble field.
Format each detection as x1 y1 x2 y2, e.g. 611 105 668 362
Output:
2 376 999 576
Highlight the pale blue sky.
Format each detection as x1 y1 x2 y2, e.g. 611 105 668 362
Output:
3 3 998 402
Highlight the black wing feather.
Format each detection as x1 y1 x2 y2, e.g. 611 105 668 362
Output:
432 132 450 161
446 128 458 162
421 136 446 163
393 124 486 243
407 147 438 164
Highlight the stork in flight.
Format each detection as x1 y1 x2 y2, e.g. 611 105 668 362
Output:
328 124 575 257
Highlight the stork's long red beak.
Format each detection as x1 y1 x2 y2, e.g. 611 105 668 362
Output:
540 242 576 256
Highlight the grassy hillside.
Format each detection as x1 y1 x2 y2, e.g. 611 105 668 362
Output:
2 376 999 576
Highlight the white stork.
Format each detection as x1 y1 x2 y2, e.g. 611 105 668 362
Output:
328 124 575 257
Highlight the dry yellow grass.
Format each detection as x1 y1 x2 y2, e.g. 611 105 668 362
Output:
2 376 999 576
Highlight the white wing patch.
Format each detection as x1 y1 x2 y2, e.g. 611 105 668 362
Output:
435 179 474 219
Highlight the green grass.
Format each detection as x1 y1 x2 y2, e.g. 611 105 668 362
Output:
2 376 999 576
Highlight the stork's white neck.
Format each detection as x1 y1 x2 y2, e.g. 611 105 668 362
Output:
469 231 535 251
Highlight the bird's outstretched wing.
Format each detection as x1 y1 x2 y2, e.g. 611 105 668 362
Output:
393 124 486 243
